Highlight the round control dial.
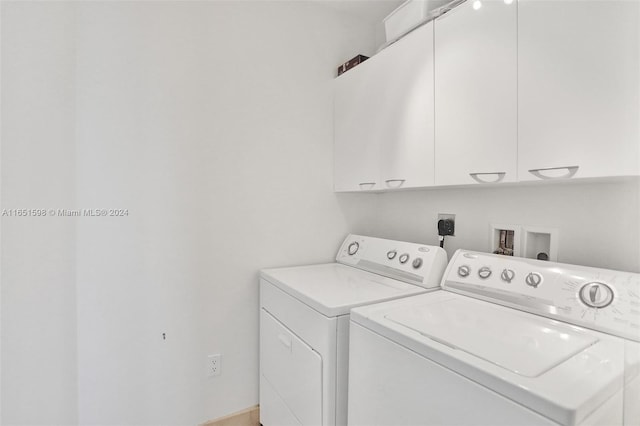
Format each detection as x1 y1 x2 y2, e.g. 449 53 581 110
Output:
579 282 614 309
412 258 423 269
500 269 515 283
478 266 492 279
525 272 543 288
458 265 470 278
387 250 397 260
398 253 410 264
347 242 359 256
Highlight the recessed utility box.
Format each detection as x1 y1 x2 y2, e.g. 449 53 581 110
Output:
523 226 558 262
489 224 558 261
489 224 521 257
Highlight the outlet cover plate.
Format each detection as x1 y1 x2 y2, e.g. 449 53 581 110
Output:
207 354 221 377
438 213 456 236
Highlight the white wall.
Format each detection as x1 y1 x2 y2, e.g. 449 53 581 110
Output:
370 179 640 273
73 1 376 424
1 2 78 424
3 1 638 425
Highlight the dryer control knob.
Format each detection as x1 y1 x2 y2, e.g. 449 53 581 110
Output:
412 258 423 269
399 253 410 264
478 267 492 279
501 269 515 283
348 242 359 256
525 272 543 288
579 282 614 308
458 265 470 278
387 250 397 260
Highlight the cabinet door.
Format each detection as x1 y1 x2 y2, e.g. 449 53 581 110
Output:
518 0 640 181
334 59 383 192
378 22 435 189
434 0 517 186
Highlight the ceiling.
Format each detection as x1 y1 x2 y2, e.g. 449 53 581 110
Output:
313 0 405 24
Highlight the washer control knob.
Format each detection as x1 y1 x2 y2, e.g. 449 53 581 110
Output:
387 250 397 260
458 265 470 278
478 266 492 279
525 272 543 288
500 269 515 283
399 253 410 264
412 258 423 269
579 282 614 309
348 242 359 256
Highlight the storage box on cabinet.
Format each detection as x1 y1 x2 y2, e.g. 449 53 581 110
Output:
333 22 435 192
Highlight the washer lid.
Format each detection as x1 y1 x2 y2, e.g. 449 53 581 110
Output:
260 263 426 317
385 297 598 377
351 291 628 426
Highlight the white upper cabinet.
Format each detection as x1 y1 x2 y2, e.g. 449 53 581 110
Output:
434 0 517 186
334 22 435 192
334 61 382 192
518 0 640 181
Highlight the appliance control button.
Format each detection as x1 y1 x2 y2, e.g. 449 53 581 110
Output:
579 282 614 309
501 269 515 283
525 272 543 288
399 253 410 264
348 242 359 256
478 266 492 279
412 258 423 269
387 250 397 260
458 265 470 278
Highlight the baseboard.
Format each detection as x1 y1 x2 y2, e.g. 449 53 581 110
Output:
202 405 260 426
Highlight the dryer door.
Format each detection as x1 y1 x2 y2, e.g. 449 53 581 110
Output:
260 309 322 425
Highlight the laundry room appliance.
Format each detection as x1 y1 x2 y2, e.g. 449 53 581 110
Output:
259 234 448 426
348 250 640 426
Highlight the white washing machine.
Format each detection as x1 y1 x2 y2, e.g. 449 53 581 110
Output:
259 234 448 426
349 249 640 426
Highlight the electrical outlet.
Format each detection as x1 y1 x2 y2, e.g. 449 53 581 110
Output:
207 354 221 377
438 214 456 236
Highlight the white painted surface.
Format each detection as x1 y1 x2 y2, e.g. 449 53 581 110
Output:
334 22 435 191
72 2 376 424
370 180 640 274
2 1 377 424
434 0 517 185
2 1 639 424
334 62 382 191
518 0 640 181
1 2 78 424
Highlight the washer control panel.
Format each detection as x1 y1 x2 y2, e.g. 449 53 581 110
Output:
337 234 448 289
443 250 640 342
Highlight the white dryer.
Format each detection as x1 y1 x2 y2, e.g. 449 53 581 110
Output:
349 250 640 426
259 234 448 426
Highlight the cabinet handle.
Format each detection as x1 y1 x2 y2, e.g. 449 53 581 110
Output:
385 179 406 188
358 182 376 190
469 172 506 184
528 166 579 180
277 333 292 351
